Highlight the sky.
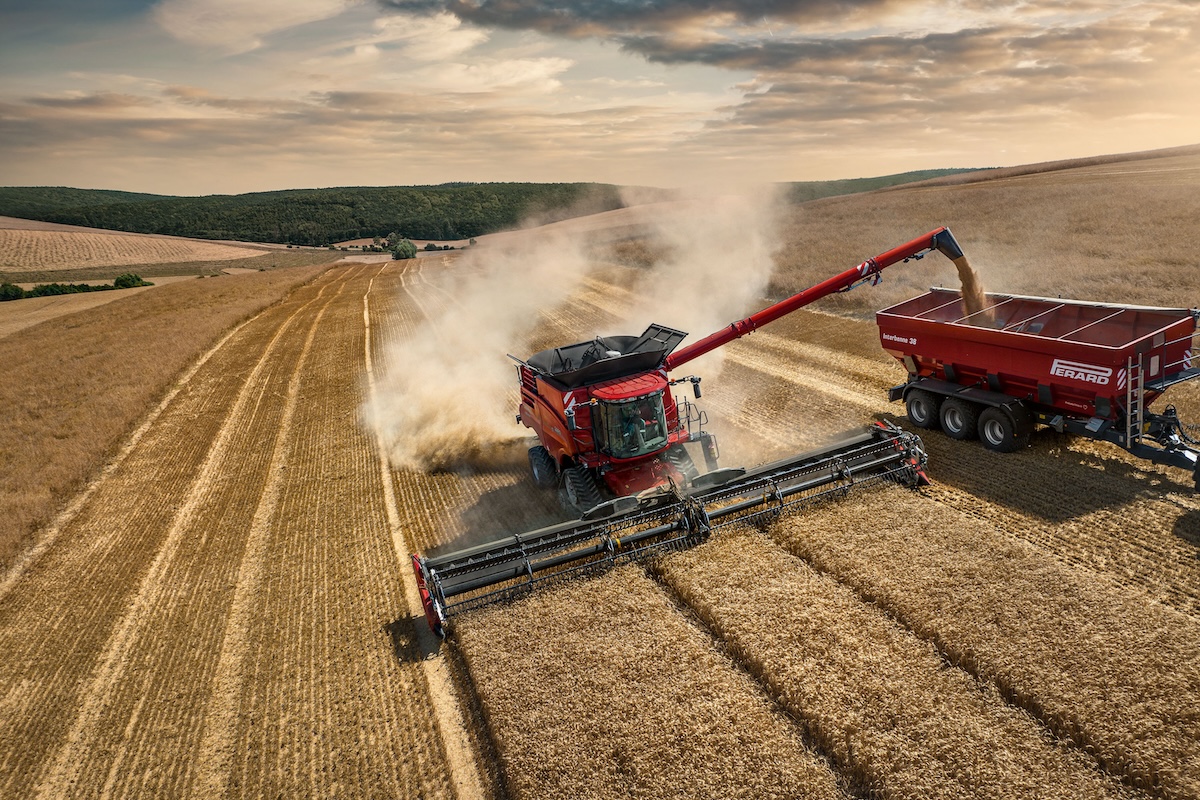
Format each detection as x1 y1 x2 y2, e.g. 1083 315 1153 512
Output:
1 0 1197 195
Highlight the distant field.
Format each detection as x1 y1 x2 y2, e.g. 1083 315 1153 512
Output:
0 226 264 273
770 151 1200 315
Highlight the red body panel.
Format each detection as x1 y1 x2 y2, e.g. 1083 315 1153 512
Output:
877 289 1197 419
519 366 687 470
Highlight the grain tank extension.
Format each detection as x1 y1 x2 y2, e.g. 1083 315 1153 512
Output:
880 289 1200 487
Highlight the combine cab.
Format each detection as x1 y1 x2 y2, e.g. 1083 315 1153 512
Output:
413 227 969 635
516 324 713 513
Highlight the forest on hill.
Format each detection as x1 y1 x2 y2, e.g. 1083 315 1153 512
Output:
0 169 980 246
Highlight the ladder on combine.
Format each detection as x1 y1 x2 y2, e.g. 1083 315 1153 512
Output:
1125 356 1145 446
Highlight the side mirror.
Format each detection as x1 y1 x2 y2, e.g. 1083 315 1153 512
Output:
692 378 702 399
565 409 577 431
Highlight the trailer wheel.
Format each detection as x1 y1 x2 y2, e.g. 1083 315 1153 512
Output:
559 466 604 516
940 398 979 440
978 406 1032 453
905 389 942 430
528 445 557 489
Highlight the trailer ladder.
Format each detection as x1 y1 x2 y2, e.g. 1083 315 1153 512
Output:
1125 356 1144 446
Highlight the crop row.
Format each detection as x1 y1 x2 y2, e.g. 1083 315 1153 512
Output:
656 529 1137 799
0 228 258 271
769 484 1200 800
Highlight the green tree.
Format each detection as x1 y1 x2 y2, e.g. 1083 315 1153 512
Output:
392 239 417 260
0 282 25 301
113 273 151 289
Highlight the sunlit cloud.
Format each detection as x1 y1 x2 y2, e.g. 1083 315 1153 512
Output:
0 0 1196 192
153 0 361 53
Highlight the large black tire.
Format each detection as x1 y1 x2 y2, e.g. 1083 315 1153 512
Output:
978 406 1033 453
940 397 979 441
528 445 557 489
700 433 720 472
558 466 604 516
664 445 700 485
905 388 942 430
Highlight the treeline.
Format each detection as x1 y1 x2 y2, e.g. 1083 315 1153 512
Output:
0 187 167 218
0 183 629 246
0 171 984 247
1 273 153 302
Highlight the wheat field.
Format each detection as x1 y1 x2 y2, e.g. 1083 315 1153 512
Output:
1 148 1198 798
0 226 266 272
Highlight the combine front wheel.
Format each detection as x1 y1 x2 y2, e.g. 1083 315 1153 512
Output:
559 466 604 516
665 445 700 484
528 445 557 489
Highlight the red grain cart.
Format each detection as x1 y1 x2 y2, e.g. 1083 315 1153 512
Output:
878 288 1200 488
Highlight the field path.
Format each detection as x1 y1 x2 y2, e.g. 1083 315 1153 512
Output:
0 263 472 799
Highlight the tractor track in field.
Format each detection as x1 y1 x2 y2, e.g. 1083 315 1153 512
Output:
508 272 1200 796
0 263 481 799
365 262 488 800
1 268 345 797
34 267 348 800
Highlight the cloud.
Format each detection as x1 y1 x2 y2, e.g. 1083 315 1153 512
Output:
380 0 900 38
153 0 360 53
25 92 151 112
368 11 488 60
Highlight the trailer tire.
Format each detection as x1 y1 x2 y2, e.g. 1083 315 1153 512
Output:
559 466 604 516
940 398 979 440
528 445 557 489
978 406 1032 453
905 389 942 430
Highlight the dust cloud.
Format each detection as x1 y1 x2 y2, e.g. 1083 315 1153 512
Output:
368 226 600 472
368 188 791 473
616 189 788 374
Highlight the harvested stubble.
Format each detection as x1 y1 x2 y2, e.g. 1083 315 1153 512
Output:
0 227 261 272
0 265 327 568
0 264 462 799
769 484 1200 800
456 565 848 800
656 529 1138 800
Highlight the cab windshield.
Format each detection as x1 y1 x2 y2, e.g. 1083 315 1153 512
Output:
595 392 668 459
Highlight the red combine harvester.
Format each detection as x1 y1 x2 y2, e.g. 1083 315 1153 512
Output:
879 289 1200 486
412 228 964 636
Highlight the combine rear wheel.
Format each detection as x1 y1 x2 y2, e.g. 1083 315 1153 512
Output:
528 445 557 489
940 398 979 441
905 388 941 430
559 466 604 516
978 406 1032 452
